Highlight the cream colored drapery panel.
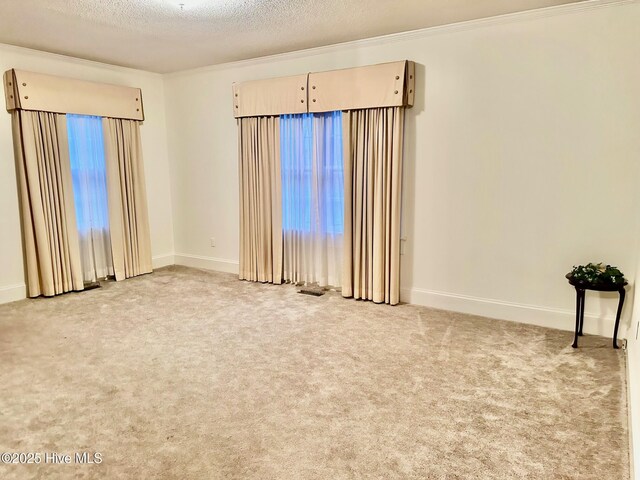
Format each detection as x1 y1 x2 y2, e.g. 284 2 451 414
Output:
238 116 283 283
102 118 153 281
342 107 405 305
11 110 84 297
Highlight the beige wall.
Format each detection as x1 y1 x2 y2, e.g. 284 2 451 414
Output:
164 1 640 335
0 44 175 302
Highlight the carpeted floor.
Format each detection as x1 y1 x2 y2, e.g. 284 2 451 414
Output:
0 266 629 479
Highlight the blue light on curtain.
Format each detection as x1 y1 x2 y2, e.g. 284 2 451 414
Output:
316 110 344 235
281 113 313 232
67 114 113 282
280 111 343 234
280 111 344 286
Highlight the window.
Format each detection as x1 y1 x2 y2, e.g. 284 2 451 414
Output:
280 111 344 235
67 114 113 283
279 111 344 287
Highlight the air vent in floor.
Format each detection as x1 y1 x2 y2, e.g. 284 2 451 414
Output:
298 286 325 296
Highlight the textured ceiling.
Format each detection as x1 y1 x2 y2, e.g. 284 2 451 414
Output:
0 0 585 73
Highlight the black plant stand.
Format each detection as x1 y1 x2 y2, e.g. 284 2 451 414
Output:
566 275 627 349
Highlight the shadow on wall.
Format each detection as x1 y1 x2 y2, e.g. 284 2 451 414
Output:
602 285 635 337
401 62 426 295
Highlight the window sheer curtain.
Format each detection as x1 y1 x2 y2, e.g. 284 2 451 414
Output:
281 111 343 287
67 114 114 283
10 110 84 297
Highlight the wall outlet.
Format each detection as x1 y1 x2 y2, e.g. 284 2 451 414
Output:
400 237 407 255
210 237 216 247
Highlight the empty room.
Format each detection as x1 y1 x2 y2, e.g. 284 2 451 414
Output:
0 0 639 478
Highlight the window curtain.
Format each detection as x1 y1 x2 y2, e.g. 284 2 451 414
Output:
342 107 405 305
238 116 283 283
10 110 84 297
281 111 343 287
102 118 153 281
67 114 114 283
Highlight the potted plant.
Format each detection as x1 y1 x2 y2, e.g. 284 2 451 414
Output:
565 262 626 288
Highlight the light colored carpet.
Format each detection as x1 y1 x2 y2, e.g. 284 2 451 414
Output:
0 266 628 479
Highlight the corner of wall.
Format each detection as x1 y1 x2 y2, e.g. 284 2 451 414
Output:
628 326 640 480
0 283 26 304
153 253 176 269
627 253 640 480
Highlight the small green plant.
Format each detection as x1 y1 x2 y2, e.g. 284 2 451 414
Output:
566 262 626 286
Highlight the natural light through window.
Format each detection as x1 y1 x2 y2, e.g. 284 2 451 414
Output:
67 115 109 234
280 111 344 235
67 114 113 282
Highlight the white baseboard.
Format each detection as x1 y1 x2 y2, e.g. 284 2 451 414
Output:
152 253 176 269
174 253 239 274
4 250 625 339
0 283 26 305
629 338 640 480
401 286 627 338
165 252 628 338
0 255 175 305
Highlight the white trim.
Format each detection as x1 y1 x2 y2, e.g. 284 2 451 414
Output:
174 253 239 274
169 253 628 338
629 337 640 480
0 42 163 77
401 286 628 338
165 0 635 78
0 283 26 305
152 253 175 268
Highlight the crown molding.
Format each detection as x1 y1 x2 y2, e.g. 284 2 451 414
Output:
165 0 636 78
0 42 163 78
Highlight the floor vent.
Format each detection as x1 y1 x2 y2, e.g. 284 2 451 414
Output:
298 287 325 297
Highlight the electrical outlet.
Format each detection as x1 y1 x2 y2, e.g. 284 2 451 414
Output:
400 237 407 255
210 237 216 247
